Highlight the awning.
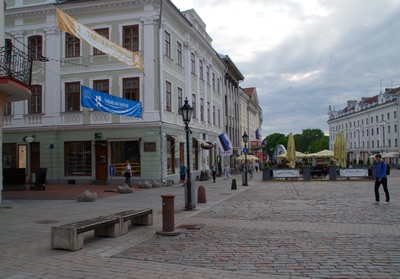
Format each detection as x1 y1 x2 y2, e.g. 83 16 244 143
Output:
167 135 186 143
195 138 213 149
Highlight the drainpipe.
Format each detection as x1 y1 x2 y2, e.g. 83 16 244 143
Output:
158 0 165 183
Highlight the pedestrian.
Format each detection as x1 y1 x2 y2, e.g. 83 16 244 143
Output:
179 163 187 182
255 161 259 172
374 154 390 204
212 164 217 183
224 163 230 180
124 160 132 188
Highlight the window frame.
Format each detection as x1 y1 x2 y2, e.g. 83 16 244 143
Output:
65 82 81 112
123 25 139 51
29 85 42 114
123 77 140 101
28 35 42 61
65 33 80 58
166 81 172 111
93 28 109 55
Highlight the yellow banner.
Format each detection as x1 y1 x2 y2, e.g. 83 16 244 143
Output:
56 8 142 69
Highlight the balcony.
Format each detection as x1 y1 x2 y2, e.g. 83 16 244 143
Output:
0 45 32 101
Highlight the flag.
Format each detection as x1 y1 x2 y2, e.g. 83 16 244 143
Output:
81 85 142 118
216 133 233 152
255 129 260 140
56 8 142 69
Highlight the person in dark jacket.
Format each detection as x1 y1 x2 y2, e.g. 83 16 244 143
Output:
374 154 390 204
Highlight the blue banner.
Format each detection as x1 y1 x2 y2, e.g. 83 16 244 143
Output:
81 85 142 118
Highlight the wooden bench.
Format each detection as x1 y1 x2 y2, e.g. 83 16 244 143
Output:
51 208 153 251
113 208 153 235
51 215 120 251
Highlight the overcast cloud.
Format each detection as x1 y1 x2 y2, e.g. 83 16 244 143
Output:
171 0 400 137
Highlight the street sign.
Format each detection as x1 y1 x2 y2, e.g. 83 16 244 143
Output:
243 147 248 154
109 165 115 176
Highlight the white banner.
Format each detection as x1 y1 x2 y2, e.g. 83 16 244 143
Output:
56 8 142 69
339 168 369 177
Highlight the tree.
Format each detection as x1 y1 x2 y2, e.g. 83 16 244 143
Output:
264 133 287 157
295 129 327 152
309 136 329 153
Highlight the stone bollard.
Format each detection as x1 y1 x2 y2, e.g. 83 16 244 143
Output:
197 185 206 203
231 179 237 190
156 194 180 236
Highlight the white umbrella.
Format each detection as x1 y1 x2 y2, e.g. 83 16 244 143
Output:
286 133 296 168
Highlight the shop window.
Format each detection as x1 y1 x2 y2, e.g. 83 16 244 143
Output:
65 141 92 176
110 140 140 176
3 143 17 168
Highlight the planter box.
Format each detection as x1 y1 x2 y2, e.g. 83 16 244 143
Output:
303 167 311 180
329 166 337 180
262 169 272 180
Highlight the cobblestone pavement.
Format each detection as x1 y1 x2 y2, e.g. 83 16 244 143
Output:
1 170 400 278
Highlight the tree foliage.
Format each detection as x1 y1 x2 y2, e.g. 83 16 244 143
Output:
264 129 328 158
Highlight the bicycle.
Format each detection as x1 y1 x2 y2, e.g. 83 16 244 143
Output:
248 170 253 180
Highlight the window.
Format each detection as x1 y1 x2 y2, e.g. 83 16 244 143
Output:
65 82 80 111
377 128 379 135
93 28 109 55
213 105 215 125
395 124 398 133
394 111 397 119
29 85 42 113
65 141 92 176
366 129 369 136
372 141 374 148
371 117 373 123
376 115 378 122
192 94 196 119
396 138 398 147
217 78 220 93
166 137 175 174
191 53 195 74
387 112 390 120
366 117 368 124
199 60 203 80
206 66 210 84
166 81 171 111
388 139 391 147
218 109 221 127
123 77 140 101
381 114 384 121
200 98 204 121
377 140 380 147
388 125 391 133
66 33 80 58
28 35 42 61
177 87 182 114
93 79 109 94
371 128 374 136
123 25 139 51
164 31 171 58
207 102 210 123
177 42 182 66
212 73 215 90
4 102 11 115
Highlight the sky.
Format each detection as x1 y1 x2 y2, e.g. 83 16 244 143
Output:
170 0 400 137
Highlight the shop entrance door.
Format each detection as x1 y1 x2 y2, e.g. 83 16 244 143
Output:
95 141 108 180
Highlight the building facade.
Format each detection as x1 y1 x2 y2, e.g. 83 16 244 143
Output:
327 87 400 165
3 0 230 184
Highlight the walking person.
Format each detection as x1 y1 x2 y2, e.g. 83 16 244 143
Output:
212 164 217 183
224 163 230 180
255 161 259 172
374 154 390 204
124 160 132 188
179 163 187 182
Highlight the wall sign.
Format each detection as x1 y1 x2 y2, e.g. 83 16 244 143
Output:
144 142 156 152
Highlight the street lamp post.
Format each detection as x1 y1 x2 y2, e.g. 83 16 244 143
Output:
181 98 195 210
242 131 249 186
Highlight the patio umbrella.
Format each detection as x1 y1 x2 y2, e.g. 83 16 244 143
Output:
382 152 399 158
286 132 296 168
333 133 341 167
313 149 334 158
339 131 347 168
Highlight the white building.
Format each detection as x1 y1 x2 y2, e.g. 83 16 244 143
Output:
3 0 229 184
327 87 400 165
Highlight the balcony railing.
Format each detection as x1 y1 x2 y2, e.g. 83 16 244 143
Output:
0 45 32 86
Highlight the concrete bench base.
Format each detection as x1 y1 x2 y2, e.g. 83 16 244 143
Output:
51 209 153 251
114 209 153 235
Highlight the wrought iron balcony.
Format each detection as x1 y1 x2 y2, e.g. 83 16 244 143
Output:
0 45 32 86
